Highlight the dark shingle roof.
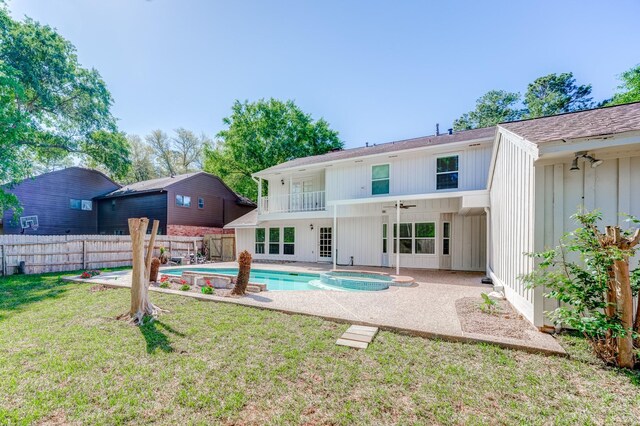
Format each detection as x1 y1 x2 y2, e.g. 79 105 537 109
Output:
258 126 496 174
500 101 640 143
100 171 256 206
102 173 201 198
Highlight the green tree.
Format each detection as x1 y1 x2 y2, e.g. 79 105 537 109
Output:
607 64 640 106
0 4 130 213
204 99 343 200
453 90 522 131
121 135 159 184
523 72 593 118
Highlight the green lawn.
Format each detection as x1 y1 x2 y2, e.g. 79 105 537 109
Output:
1 272 639 425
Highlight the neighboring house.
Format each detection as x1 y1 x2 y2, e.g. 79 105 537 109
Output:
1 167 120 235
226 101 640 327
96 172 256 236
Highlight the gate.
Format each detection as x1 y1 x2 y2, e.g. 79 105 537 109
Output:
205 234 236 262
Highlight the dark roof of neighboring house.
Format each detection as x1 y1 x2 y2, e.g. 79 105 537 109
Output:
500 101 640 143
259 126 496 174
3 166 120 189
99 171 256 206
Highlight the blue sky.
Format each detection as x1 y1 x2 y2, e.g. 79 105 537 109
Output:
9 0 640 149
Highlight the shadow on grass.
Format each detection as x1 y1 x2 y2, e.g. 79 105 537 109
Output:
0 273 70 321
139 319 186 354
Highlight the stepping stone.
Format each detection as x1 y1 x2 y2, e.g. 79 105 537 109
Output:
336 325 379 349
336 338 368 349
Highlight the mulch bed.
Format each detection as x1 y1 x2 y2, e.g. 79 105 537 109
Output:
455 297 535 340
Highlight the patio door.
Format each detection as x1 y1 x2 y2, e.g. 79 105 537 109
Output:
318 227 332 261
291 179 312 212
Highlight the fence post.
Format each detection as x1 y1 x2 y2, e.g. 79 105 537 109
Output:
82 240 87 270
1 244 5 276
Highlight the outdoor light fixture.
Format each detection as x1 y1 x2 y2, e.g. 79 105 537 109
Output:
281 178 285 185
570 157 580 171
310 224 314 231
570 152 603 172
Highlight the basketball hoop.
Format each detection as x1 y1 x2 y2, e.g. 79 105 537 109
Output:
19 215 39 232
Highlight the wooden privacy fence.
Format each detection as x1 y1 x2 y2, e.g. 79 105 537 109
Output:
0 234 204 276
204 233 236 262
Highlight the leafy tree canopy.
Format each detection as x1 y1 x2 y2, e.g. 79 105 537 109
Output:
523 72 594 118
0 4 130 213
204 98 343 200
453 90 521 131
607 64 640 106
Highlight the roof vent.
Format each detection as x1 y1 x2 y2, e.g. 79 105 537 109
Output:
365 142 369 147
436 123 440 136
448 128 453 135
330 147 342 152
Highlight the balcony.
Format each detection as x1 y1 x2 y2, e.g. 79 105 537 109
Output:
260 191 326 214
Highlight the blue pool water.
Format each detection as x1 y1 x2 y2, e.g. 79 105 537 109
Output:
162 267 334 291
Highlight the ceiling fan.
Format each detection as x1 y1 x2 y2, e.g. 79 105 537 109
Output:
382 202 416 209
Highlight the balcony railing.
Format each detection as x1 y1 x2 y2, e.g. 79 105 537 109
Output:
260 191 326 214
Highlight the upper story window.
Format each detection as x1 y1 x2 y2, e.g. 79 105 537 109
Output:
436 155 459 190
372 164 390 195
70 199 93 211
176 194 191 208
198 197 205 209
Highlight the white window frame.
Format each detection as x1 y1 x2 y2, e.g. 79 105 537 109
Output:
255 228 266 254
371 163 390 196
283 227 295 255
435 153 460 191
442 221 451 256
393 221 437 256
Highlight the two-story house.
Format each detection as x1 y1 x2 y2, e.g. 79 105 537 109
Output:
226 126 495 273
227 102 640 328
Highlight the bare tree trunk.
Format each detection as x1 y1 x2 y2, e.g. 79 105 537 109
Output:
613 258 635 368
117 218 164 325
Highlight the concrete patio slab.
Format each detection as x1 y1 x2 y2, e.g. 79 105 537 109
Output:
64 261 566 356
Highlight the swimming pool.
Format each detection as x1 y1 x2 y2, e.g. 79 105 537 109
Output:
162 267 339 291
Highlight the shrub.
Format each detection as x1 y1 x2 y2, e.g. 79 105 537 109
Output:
479 293 498 314
80 269 101 279
524 210 640 368
180 284 191 291
159 282 170 289
201 286 214 295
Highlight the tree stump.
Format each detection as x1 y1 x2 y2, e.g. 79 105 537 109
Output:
231 250 252 295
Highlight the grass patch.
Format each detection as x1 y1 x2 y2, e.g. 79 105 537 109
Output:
1 271 640 424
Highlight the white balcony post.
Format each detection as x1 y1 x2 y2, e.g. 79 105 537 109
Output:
257 178 262 214
333 204 337 271
396 199 400 275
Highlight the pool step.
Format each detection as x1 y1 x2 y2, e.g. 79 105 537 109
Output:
336 325 378 349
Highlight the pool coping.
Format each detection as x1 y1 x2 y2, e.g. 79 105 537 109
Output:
63 273 567 357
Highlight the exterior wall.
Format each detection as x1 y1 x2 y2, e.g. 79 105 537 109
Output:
235 200 487 271
451 214 486 272
535 149 640 324
167 225 234 237
166 173 254 227
2 168 119 235
97 193 168 235
325 143 493 202
488 132 538 323
236 218 333 263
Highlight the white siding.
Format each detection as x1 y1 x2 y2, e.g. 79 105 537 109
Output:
325 144 493 202
451 214 486 271
489 132 537 323
536 152 640 323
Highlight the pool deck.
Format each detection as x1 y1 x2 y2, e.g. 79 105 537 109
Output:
64 262 566 356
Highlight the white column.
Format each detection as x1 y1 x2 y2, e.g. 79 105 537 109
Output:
257 178 263 214
333 204 337 270
396 200 400 275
